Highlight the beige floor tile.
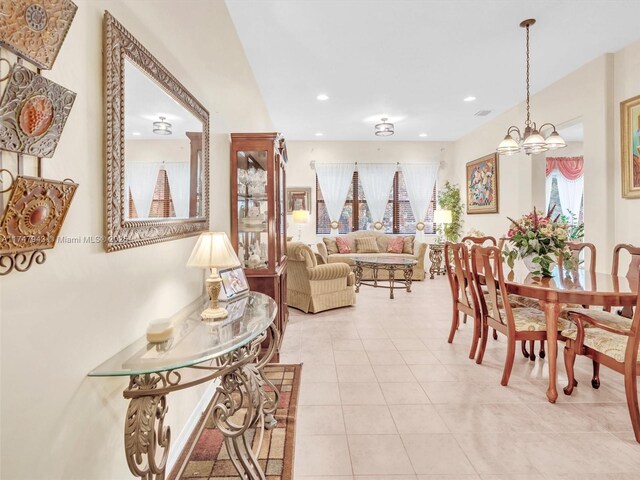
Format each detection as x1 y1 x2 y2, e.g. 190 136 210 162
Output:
297 477 353 480
294 435 352 476
434 403 554 433
363 338 398 352
393 338 428 351
334 350 371 365
337 364 378 383
401 434 476 475
298 405 346 435
357 476 416 480
333 338 366 351
339 382 386 405
389 404 450 434
301 364 338 383
400 350 440 365
357 326 390 339
367 350 407 365
420 381 523 405
373 364 416 383
409 364 457 382
380 382 430 405
343 405 398 434
348 434 415 475
298 382 342 406
417 476 479 480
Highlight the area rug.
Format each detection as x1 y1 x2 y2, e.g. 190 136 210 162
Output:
171 363 301 480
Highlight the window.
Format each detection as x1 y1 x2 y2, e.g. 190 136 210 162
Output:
547 175 584 223
128 169 176 218
316 170 436 234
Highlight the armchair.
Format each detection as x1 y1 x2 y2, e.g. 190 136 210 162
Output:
287 242 356 313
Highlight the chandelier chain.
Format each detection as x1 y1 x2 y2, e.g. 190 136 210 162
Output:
525 23 531 127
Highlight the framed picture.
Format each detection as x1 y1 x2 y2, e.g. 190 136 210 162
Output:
218 267 250 302
621 94 640 199
466 153 499 214
286 187 311 214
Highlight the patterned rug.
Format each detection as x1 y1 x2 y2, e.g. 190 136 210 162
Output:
172 364 301 480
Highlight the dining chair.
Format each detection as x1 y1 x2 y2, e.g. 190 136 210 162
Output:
445 241 483 359
471 245 570 385
562 269 640 442
612 243 640 278
558 241 597 274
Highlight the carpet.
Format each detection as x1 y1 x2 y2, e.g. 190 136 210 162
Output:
172 363 301 480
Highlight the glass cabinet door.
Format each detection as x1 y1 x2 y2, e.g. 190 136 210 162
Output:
236 150 269 270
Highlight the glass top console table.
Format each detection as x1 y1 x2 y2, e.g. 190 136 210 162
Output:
89 292 279 480
352 256 418 300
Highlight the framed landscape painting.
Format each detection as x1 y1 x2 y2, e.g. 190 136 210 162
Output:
621 94 640 198
286 187 311 213
466 153 499 214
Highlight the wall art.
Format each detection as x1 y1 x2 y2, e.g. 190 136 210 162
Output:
621 94 640 199
286 187 311 213
0 0 78 69
466 153 499 214
0 63 76 158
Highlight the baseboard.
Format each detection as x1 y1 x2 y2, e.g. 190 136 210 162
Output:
166 378 219 475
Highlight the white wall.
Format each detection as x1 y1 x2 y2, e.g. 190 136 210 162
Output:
0 1 272 479
286 140 454 244
451 54 615 271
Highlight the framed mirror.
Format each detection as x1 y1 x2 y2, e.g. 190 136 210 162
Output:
103 12 209 252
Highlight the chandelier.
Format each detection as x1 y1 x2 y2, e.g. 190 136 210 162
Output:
375 117 394 136
153 116 172 135
497 19 566 156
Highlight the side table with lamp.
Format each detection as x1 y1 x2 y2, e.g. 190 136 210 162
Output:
429 209 452 279
292 209 309 242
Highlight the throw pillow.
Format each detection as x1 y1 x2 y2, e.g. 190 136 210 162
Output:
387 237 404 254
403 236 415 254
336 237 352 254
323 237 338 255
356 237 379 253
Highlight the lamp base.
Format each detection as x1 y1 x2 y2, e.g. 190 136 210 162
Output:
201 306 228 321
201 272 227 321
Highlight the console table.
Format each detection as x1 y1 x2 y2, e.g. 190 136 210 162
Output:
89 292 279 480
429 243 446 279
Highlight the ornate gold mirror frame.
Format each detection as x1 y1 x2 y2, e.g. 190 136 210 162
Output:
103 12 210 252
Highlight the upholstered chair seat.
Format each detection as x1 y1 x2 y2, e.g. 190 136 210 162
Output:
562 324 640 364
499 308 571 332
560 308 633 331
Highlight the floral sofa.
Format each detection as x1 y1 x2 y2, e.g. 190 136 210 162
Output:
316 230 427 281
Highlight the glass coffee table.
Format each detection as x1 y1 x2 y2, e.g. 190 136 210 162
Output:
353 256 418 299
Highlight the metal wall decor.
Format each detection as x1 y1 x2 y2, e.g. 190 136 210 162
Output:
0 174 78 275
0 63 76 158
103 12 210 252
0 0 78 70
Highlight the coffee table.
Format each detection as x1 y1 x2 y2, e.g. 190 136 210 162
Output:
353 256 418 299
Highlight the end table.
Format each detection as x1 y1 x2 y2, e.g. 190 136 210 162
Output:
429 243 446 279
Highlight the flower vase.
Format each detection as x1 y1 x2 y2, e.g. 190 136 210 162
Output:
522 254 555 277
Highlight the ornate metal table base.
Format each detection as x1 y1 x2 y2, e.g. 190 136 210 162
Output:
354 262 414 300
429 244 446 279
123 324 280 480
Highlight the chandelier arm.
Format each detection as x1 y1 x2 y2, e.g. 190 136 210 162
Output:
507 125 522 142
537 122 557 134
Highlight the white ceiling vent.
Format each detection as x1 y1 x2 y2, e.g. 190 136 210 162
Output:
474 110 492 117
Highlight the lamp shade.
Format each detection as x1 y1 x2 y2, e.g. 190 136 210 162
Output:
434 209 452 224
292 209 310 224
187 232 240 269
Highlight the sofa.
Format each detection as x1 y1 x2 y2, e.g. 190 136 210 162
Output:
316 230 427 281
286 242 356 313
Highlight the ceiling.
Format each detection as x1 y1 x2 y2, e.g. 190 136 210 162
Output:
226 0 640 141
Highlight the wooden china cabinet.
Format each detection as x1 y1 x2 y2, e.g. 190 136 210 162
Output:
230 133 288 357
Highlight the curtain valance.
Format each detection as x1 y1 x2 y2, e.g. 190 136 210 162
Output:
546 156 584 180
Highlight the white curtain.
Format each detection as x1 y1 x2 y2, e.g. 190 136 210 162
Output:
556 174 584 220
315 163 355 235
164 162 191 218
401 163 439 242
126 163 161 218
545 174 554 213
358 163 398 229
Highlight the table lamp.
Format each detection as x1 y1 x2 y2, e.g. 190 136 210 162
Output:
292 209 309 242
434 209 452 243
187 232 241 320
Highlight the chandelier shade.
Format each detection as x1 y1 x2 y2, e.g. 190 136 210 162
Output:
496 19 566 156
375 118 394 136
153 116 172 135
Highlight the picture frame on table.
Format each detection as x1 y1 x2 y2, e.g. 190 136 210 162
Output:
466 153 499 214
218 266 250 302
620 94 640 199
286 187 311 214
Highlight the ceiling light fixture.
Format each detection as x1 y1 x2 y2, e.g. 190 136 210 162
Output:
316 93 329 101
497 19 566 156
419 133 428 137
315 132 324 136
153 116 172 135
132 132 141 136
375 117 394 136
463 96 476 102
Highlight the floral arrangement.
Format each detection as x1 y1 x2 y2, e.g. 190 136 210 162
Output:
502 206 575 277
465 228 486 238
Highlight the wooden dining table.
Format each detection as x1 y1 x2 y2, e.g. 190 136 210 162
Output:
500 267 637 403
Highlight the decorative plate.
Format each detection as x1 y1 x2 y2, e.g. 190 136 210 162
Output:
0 0 78 69
0 175 78 254
0 64 76 157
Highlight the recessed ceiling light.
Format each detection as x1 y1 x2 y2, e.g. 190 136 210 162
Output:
419 133 428 137
464 96 477 102
315 132 324 136
132 132 141 136
316 94 329 101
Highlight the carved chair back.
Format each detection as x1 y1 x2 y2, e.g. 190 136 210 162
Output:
471 245 514 334
612 244 640 279
462 236 497 272
558 242 597 274
445 241 480 314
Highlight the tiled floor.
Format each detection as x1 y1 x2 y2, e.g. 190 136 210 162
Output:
279 275 640 480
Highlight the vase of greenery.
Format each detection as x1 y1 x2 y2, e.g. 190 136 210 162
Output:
437 181 464 242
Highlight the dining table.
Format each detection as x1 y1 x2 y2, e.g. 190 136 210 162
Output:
499 266 637 403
